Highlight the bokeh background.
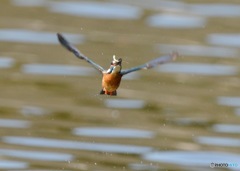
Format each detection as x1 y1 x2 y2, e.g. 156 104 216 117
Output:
0 0 240 170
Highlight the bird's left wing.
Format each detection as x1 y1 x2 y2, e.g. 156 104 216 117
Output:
120 52 178 76
57 33 105 73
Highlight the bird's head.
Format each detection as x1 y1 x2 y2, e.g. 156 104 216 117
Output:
105 55 122 74
111 55 122 66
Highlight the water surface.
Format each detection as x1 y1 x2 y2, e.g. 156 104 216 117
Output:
0 29 84 44
2 136 152 154
212 124 240 134
0 149 73 161
195 136 240 147
21 106 49 116
22 64 95 76
217 96 240 107
0 160 28 169
157 63 237 76
0 119 30 128
157 44 238 58
11 0 46 6
208 34 240 47
49 1 142 20
73 127 155 138
1 0 240 170
189 4 240 17
104 99 146 109
143 151 240 167
146 14 206 28
0 57 15 68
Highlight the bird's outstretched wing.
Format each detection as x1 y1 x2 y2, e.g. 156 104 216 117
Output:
57 33 105 73
120 52 178 75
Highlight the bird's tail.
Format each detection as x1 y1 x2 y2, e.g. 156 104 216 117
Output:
100 89 117 96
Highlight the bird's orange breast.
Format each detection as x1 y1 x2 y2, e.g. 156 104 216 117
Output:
102 73 122 92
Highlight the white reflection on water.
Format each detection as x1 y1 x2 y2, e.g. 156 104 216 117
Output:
195 136 240 147
11 0 46 6
235 108 240 116
22 64 95 76
49 1 142 20
157 63 237 76
22 63 140 79
212 124 240 134
12 0 142 20
0 29 84 44
2 136 152 154
173 117 209 126
0 160 28 169
0 149 73 161
129 163 159 171
122 72 140 80
146 14 206 28
0 57 15 68
189 4 240 17
208 34 240 47
104 99 146 109
217 96 240 107
0 119 31 128
112 0 185 11
73 127 155 138
157 44 238 58
8 170 71 171
21 106 49 116
143 151 240 167
115 0 240 19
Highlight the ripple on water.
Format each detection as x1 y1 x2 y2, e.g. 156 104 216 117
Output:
0 29 84 44
234 108 240 116
146 14 206 28
212 124 240 134
21 106 49 116
22 63 139 78
122 72 140 80
143 151 240 167
73 127 155 138
157 63 238 76
189 4 240 17
0 57 15 68
129 163 159 171
0 160 28 169
48 1 142 20
22 64 96 76
2 136 152 154
115 0 185 11
207 34 240 47
0 119 31 128
104 99 146 109
173 117 210 126
0 149 73 161
156 44 239 58
195 136 240 147
217 96 240 107
11 0 46 6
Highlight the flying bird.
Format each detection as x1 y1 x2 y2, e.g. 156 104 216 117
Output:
57 33 178 96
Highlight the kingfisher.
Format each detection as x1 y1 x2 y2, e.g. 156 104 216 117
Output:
57 33 178 96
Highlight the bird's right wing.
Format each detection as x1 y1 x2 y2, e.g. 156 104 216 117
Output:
120 52 178 75
57 33 105 73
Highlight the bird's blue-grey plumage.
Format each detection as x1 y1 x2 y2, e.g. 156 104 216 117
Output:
57 32 178 95
120 53 178 75
57 33 105 73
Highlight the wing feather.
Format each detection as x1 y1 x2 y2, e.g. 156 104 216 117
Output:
120 52 178 75
57 33 105 73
